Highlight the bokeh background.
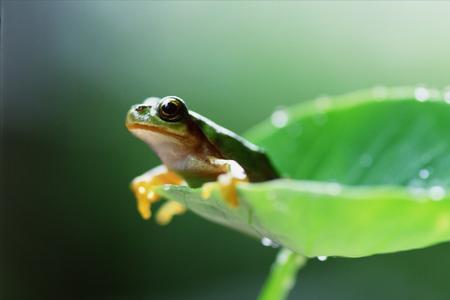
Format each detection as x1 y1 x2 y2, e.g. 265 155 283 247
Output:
3 1 450 299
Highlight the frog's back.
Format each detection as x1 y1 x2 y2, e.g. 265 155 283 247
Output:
190 111 279 182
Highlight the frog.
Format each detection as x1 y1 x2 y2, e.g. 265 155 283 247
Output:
126 96 279 224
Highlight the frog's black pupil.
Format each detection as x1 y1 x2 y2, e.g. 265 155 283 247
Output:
162 101 178 116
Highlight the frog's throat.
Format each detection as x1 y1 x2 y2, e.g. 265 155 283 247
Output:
126 123 185 140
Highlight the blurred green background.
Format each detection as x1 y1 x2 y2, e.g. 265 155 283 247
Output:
3 1 450 299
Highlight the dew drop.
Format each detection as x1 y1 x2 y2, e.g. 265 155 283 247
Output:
415 86 430 102
138 186 146 194
317 256 328 261
429 185 446 201
271 108 289 128
261 237 279 248
444 88 450 104
419 169 430 180
359 154 373 168
261 237 273 247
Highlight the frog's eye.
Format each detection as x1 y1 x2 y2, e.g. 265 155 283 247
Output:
158 97 187 122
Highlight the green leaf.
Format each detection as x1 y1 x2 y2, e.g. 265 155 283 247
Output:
158 87 450 258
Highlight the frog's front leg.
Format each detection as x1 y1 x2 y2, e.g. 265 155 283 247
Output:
201 158 248 207
131 165 185 222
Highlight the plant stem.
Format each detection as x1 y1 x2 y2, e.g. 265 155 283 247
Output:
258 248 307 300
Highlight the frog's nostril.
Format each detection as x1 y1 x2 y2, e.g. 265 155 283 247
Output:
135 105 147 113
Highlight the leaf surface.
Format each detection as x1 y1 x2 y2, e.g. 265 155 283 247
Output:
158 87 450 257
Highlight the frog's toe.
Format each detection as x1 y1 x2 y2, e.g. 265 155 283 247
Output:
217 173 248 207
137 197 152 220
132 182 161 220
201 182 216 199
201 174 247 206
156 200 186 225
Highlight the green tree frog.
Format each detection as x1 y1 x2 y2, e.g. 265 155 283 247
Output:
126 96 278 224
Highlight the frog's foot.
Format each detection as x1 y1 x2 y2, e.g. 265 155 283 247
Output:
201 159 248 207
131 165 184 220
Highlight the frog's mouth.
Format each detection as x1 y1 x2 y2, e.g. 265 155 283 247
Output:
126 123 186 140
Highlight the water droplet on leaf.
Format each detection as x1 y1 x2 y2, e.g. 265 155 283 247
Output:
443 87 450 104
429 186 446 201
271 108 289 128
261 237 279 248
419 169 430 180
261 237 273 247
415 86 430 102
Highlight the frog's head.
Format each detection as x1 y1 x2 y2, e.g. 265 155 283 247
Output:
126 96 190 135
126 96 198 161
